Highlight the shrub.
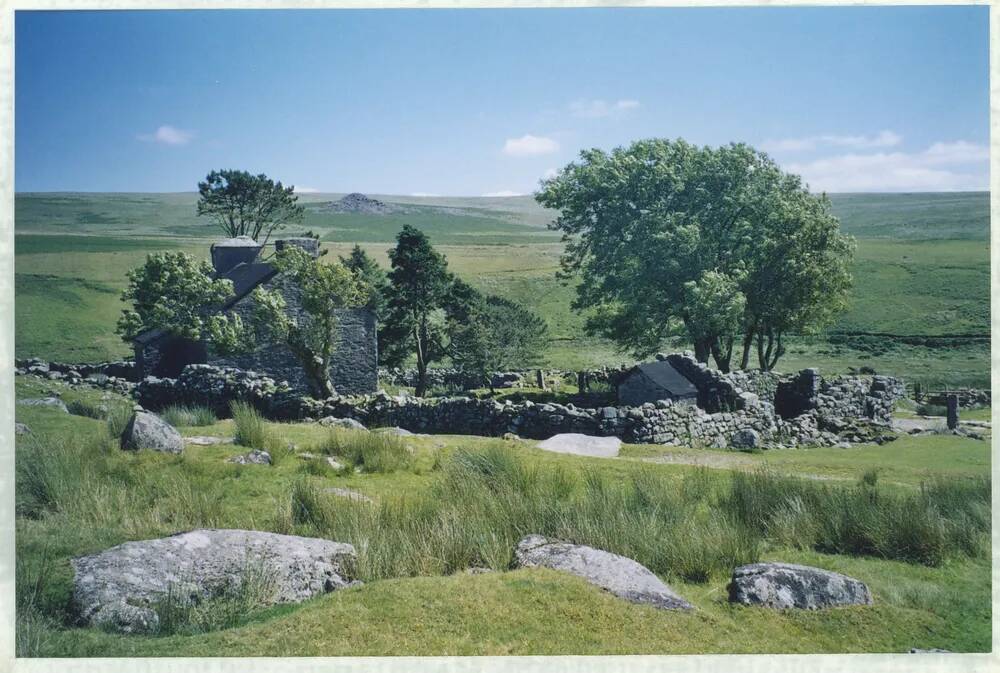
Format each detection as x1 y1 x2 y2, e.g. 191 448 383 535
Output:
313 429 410 474
161 404 217 427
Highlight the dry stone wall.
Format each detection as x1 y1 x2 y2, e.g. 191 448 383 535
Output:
130 354 905 448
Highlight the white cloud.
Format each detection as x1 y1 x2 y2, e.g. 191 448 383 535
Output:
137 124 193 146
542 167 559 180
294 186 319 193
762 130 902 153
482 190 525 197
409 192 441 197
569 98 641 119
784 140 988 192
503 134 559 157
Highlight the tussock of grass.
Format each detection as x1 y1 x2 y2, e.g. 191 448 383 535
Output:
66 399 105 420
105 402 133 440
726 469 990 566
160 404 217 428
230 401 290 464
312 428 410 473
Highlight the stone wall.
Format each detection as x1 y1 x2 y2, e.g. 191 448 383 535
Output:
133 359 905 448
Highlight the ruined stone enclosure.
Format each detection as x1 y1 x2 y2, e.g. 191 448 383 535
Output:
132 236 378 396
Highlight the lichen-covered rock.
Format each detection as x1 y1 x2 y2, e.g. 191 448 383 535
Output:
71 529 357 634
120 411 183 454
514 535 692 610
185 435 230 446
729 562 872 609
15 422 31 435
18 397 69 413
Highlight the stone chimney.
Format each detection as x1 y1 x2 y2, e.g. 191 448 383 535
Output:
275 237 321 258
210 236 263 274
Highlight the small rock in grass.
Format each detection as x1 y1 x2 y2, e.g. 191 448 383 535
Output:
729 562 872 610
228 449 272 465
318 416 367 431
15 422 31 435
18 397 69 413
323 487 373 503
120 412 183 454
536 433 621 458
514 534 693 610
185 436 229 446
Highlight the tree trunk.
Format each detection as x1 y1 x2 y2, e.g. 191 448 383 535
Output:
740 319 756 370
711 336 733 373
766 330 785 371
693 337 711 364
414 319 429 397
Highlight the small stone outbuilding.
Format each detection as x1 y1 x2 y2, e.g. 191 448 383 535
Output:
617 359 699 407
133 236 378 396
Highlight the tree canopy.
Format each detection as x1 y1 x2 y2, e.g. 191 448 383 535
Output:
536 138 854 371
450 295 549 388
116 252 236 343
196 169 305 245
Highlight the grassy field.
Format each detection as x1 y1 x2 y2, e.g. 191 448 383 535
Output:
13 190 990 386
14 377 992 656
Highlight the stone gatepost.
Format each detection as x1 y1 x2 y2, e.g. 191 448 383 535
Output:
946 394 959 430
577 371 588 395
536 369 546 390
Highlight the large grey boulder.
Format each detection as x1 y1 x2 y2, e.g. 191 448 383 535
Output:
514 535 692 610
71 529 357 634
729 562 872 609
120 411 183 454
536 433 621 458
18 397 69 413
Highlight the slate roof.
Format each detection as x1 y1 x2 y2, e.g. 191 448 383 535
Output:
132 261 278 345
634 360 699 398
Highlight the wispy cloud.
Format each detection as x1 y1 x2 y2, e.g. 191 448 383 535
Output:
482 190 525 197
569 98 641 119
541 167 559 180
294 185 319 193
762 130 902 153
137 124 193 146
785 140 988 192
503 134 559 157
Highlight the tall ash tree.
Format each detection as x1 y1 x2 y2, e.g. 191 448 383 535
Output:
197 169 305 245
536 138 853 372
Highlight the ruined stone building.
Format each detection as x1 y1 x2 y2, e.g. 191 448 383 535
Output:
132 236 378 395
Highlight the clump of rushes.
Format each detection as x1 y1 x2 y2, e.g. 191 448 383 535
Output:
312 428 410 473
230 401 291 464
160 404 217 427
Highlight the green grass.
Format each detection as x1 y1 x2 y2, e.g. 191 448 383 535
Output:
160 404 217 428
13 377 992 655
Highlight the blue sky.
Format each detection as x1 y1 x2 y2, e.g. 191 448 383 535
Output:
16 7 989 195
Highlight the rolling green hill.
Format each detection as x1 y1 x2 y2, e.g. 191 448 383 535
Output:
13 191 990 386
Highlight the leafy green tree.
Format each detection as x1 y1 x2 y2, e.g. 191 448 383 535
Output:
381 226 466 396
451 295 549 389
536 138 853 372
116 252 237 342
249 246 367 398
197 169 305 245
